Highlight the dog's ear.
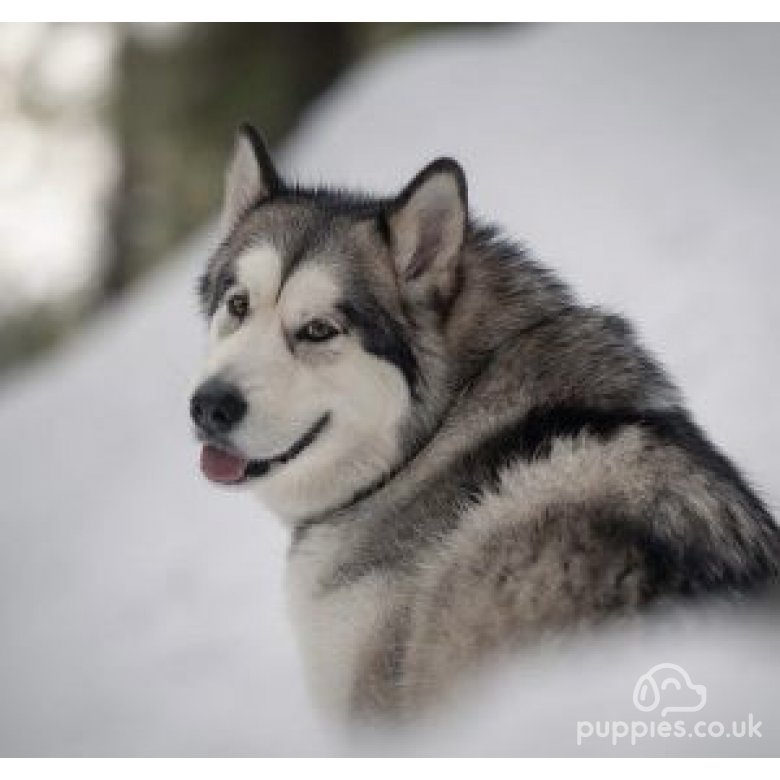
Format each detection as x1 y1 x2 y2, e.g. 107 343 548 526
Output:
383 158 467 304
221 123 282 234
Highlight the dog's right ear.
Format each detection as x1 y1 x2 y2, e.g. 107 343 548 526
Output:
221 123 282 234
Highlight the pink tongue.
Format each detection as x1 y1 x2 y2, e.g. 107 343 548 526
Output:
200 445 248 484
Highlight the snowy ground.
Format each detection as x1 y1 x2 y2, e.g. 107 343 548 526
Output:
1 24 779 756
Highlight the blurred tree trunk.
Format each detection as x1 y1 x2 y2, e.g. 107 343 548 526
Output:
0 22 447 378
102 23 358 301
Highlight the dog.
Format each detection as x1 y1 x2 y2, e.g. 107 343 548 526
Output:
191 124 780 719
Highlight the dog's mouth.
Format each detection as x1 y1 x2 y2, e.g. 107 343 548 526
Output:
199 414 330 485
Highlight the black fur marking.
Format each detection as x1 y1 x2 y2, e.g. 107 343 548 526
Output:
453 404 780 593
456 406 632 495
267 186 390 220
293 395 458 542
197 271 211 316
252 160 463 226
391 157 468 214
325 403 779 588
238 122 284 198
203 266 236 318
466 405 771 515
376 210 393 247
592 508 779 599
338 296 419 396
279 239 312 292
312 392 779 592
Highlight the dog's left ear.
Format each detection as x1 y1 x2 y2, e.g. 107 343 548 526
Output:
384 158 467 303
221 123 283 234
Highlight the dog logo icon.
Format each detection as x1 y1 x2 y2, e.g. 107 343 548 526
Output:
633 663 707 717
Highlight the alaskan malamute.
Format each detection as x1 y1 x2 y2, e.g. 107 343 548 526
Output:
191 125 780 718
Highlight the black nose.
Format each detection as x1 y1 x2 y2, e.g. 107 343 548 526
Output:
190 379 247 436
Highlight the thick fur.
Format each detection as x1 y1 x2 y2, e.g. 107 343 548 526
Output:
194 126 780 720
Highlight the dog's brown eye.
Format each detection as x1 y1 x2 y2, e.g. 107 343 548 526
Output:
296 319 339 343
227 292 249 321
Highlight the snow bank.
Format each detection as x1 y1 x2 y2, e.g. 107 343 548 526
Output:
1 24 779 756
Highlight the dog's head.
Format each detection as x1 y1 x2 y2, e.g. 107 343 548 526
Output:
192 125 468 522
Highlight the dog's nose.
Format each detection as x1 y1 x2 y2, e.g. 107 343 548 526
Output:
190 379 247 436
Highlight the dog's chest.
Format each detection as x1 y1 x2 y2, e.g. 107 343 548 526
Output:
285 528 392 716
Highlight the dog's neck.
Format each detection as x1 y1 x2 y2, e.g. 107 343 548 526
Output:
291 234 575 535
291 320 547 538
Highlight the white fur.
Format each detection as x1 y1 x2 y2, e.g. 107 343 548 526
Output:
198 245 412 523
286 527 389 714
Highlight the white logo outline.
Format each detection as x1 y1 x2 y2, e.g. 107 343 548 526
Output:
633 662 707 717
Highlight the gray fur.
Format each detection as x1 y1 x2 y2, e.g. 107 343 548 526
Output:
196 128 780 720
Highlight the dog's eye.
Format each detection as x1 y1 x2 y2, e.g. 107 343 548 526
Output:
227 292 249 321
296 319 340 343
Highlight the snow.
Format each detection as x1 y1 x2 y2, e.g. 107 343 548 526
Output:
1 24 779 756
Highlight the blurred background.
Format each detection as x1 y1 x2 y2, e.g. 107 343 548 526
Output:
1 23 779 756
0 23 443 380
